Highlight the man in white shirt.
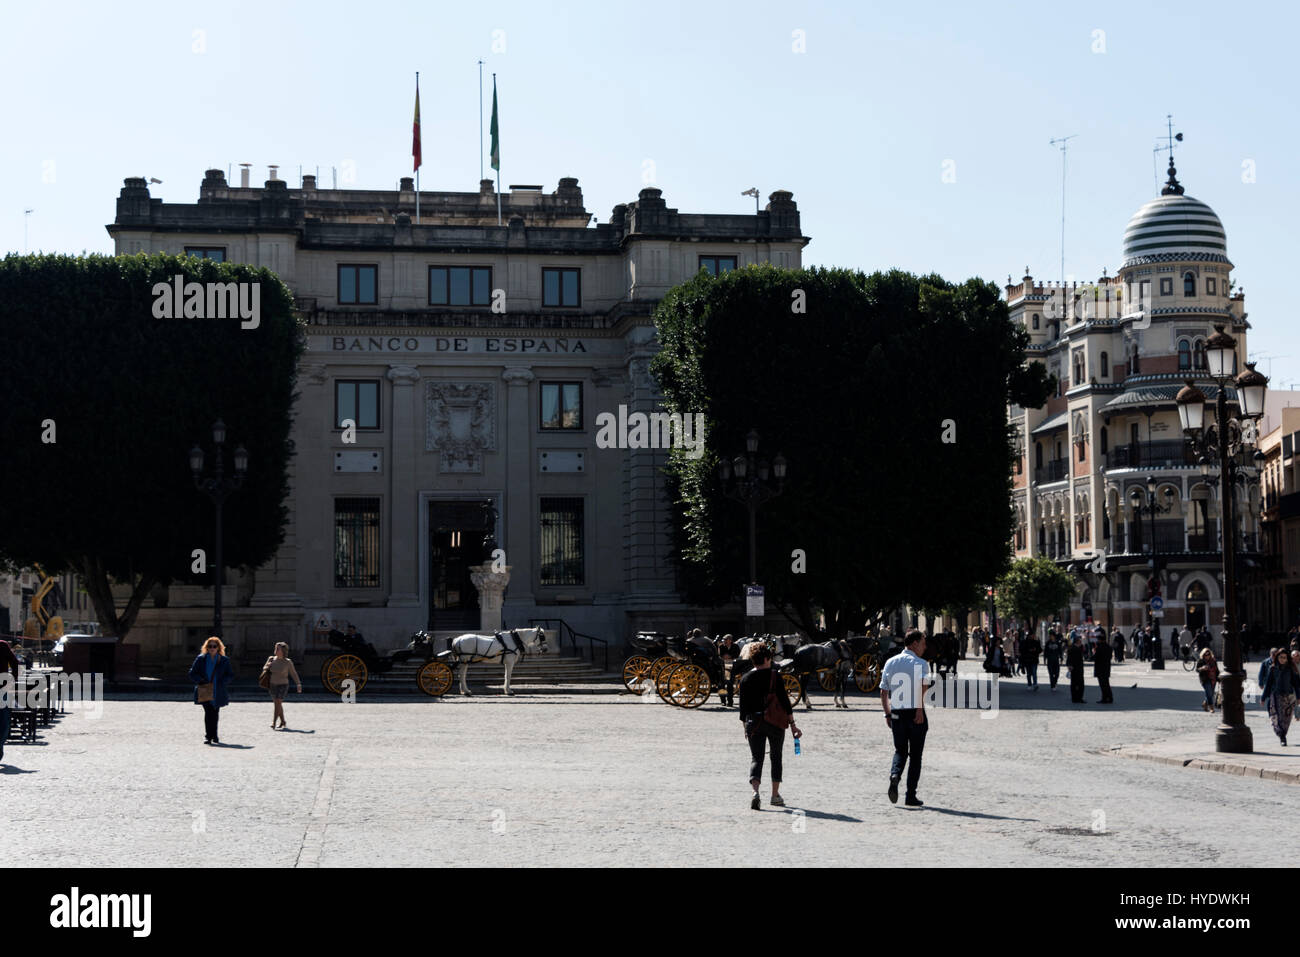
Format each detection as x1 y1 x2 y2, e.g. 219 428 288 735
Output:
881 630 932 807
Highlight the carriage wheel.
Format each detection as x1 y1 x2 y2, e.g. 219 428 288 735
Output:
662 664 699 707
622 655 653 695
655 663 681 703
322 654 368 695
781 672 802 702
416 660 453 697
855 654 881 693
683 665 711 708
816 669 838 692
649 657 675 681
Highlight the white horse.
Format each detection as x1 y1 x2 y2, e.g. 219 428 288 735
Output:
442 627 549 696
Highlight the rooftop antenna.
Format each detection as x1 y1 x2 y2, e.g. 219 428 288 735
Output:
741 187 759 214
1250 353 1288 380
1048 134 1078 284
1158 114 1184 195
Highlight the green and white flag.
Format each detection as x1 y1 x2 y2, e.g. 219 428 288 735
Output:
489 76 500 172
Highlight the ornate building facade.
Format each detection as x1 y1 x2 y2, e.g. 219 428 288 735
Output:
107 169 808 666
1007 159 1261 636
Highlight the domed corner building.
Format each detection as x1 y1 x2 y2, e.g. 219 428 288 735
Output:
1004 156 1263 652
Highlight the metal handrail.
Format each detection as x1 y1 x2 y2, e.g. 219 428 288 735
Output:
527 617 609 673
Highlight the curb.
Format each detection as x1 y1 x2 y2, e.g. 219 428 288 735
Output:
1096 747 1300 785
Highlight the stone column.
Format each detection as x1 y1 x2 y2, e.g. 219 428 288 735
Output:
387 365 421 607
470 564 512 633
500 368 535 621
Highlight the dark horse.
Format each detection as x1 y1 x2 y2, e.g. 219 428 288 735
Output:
789 639 854 710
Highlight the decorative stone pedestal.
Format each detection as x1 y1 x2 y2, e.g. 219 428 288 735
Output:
469 564 511 633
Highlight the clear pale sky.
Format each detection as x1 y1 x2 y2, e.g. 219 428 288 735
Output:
3 0 1296 383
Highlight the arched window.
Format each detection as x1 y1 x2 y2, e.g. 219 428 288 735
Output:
1100 351 1109 377
1178 339 1191 370
1130 345 1140 374
1193 339 1206 370
1184 271 1196 296
1032 313 1040 330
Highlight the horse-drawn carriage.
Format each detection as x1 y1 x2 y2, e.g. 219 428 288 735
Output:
320 629 454 697
621 632 802 708
621 632 678 696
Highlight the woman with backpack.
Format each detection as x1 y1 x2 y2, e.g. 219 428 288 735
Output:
738 645 799 810
1196 648 1219 713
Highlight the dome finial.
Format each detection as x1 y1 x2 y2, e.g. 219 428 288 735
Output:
1161 155 1184 196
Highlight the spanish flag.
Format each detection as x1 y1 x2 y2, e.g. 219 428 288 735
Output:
412 75 422 173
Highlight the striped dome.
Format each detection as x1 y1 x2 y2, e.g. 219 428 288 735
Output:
1121 193 1228 268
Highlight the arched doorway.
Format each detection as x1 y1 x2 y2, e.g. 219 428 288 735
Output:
1186 581 1209 632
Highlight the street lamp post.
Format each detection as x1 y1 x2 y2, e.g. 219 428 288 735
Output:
1176 325 1268 753
1130 475 1173 670
189 420 249 638
717 429 787 636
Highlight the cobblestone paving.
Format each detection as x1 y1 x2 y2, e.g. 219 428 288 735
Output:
4 662 1298 867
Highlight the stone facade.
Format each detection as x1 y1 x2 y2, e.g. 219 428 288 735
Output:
106 170 809 668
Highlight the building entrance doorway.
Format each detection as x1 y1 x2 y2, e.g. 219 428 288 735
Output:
428 501 491 631
1186 581 1209 633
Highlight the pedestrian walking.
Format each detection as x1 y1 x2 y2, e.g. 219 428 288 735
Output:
262 641 303 729
1067 635 1085 703
1002 632 1015 677
882 630 932 807
1196 649 1219 713
1021 631 1041 690
738 644 799 809
1111 629 1125 663
1094 634 1113 703
1258 648 1278 691
0 638 20 765
189 636 234 745
1044 630 1063 691
1261 648 1300 746
717 633 741 708
1179 625 1193 663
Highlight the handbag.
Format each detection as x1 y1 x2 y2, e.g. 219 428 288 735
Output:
258 667 272 690
763 671 790 730
196 681 214 703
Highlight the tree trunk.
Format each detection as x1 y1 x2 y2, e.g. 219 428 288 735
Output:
76 555 157 641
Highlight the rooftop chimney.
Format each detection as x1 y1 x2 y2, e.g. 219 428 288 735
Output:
268 165 279 181
240 163 251 188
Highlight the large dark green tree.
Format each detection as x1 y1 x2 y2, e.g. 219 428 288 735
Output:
651 264 1051 637
0 253 303 639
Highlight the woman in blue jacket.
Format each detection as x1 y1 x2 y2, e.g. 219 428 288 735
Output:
189 636 234 745
1261 648 1300 747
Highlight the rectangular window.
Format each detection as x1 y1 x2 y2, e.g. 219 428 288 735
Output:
335 380 380 429
185 246 226 261
1160 277 1173 296
1207 277 1216 295
540 382 582 430
699 256 737 277
542 268 581 307
338 264 378 305
539 497 584 585
334 497 381 588
429 266 492 306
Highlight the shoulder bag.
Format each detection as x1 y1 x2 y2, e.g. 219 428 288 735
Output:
258 659 273 690
763 670 791 730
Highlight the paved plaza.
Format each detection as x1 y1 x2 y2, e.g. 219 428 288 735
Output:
4 661 1299 867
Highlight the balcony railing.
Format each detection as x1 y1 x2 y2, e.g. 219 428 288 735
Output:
1034 460 1068 484
1106 441 1198 470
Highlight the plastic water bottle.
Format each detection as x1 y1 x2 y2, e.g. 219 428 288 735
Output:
793 735 801 756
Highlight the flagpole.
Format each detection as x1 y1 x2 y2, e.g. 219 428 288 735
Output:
415 71 421 224
478 60 484 183
494 73 501 226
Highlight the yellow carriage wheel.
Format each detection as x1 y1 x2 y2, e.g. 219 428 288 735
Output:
622 655 653 695
816 669 838 692
655 662 681 703
322 654 368 695
649 657 675 681
781 672 802 703
663 664 699 707
855 654 881 693
416 660 453 697
683 665 711 708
